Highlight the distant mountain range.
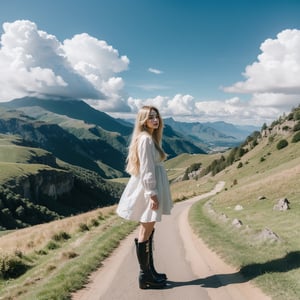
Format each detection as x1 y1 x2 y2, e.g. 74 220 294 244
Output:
0 97 207 178
0 96 261 229
0 98 259 162
163 118 259 151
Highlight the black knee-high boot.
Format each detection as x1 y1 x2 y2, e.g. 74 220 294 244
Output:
149 229 167 280
135 240 166 289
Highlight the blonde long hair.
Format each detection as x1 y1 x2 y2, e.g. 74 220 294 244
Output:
126 106 166 176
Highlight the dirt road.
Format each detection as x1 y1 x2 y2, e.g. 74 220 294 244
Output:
73 182 271 300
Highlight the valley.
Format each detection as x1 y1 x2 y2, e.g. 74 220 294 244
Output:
0 99 299 299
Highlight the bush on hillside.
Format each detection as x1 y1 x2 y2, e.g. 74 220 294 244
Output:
183 163 202 180
293 122 300 132
0 253 28 279
294 109 300 120
0 187 61 230
292 131 300 143
276 139 288 150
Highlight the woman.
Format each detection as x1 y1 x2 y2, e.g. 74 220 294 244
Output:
116 105 173 289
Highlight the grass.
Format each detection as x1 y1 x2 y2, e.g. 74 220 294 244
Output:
1 129 300 299
0 206 137 299
0 134 57 182
164 152 222 182
189 134 300 300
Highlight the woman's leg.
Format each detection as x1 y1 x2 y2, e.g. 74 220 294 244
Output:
135 221 165 289
138 221 155 242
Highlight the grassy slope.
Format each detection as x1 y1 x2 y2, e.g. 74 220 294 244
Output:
189 134 300 300
1 131 299 299
165 152 223 201
0 134 55 181
0 206 137 299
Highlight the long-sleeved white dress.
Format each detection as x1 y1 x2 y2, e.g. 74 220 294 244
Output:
116 133 173 222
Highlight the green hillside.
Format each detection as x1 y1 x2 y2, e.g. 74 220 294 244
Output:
0 133 125 229
187 107 300 300
0 106 299 299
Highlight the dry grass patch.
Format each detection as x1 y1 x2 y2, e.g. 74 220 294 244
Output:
0 206 115 254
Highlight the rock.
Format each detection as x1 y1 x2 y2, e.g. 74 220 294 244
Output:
258 196 266 201
273 198 290 211
232 218 243 228
219 213 229 222
257 228 280 242
234 204 243 211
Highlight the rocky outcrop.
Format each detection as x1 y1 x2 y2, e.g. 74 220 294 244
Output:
6 168 74 201
261 120 297 137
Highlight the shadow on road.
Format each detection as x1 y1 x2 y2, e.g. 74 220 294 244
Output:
165 251 300 289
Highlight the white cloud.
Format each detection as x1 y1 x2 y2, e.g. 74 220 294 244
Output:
121 94 284 126
223 29 300 111
0 20 130 111
137 84 170 91
1 21 298 126
125 29 300 125
148 67 163 74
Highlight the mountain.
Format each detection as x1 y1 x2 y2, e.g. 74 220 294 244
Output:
202 121 259 141
164 117 259 151
0 97 206 229
0 107 127 178
0 97 206 177
5 96 132 135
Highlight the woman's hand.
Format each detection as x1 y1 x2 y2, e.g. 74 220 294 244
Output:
150 195 159 210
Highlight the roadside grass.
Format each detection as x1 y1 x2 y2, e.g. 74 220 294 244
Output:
0 206 137 299
170 176 216 202
189 136 300 300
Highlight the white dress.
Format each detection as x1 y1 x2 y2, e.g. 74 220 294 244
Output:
116 133 173 222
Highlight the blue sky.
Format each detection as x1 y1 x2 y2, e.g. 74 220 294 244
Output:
1 0 300 125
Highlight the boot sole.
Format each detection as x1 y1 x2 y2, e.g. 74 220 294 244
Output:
139 281 166 289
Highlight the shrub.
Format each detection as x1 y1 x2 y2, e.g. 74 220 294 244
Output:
78 223 89 232
90 218 99 227
292 131 300 143
52 231 71 242
0 253 28 279
277 139 288 150
295 110 300 120
293 122 300 132
237 162 243 168
62 251 78 259
36 249 48 255
46 241 60 250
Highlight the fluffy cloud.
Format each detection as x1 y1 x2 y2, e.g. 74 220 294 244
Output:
0 20 130 110
124 93 285 126
1 21 299 126
124 29 300 125
224 29 300 111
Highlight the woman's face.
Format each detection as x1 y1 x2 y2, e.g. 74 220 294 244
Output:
145 109 159 131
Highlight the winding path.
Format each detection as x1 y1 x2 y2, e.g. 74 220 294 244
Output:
73 181 271 300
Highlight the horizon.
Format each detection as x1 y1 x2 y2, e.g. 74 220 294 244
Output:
1 0 300 126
